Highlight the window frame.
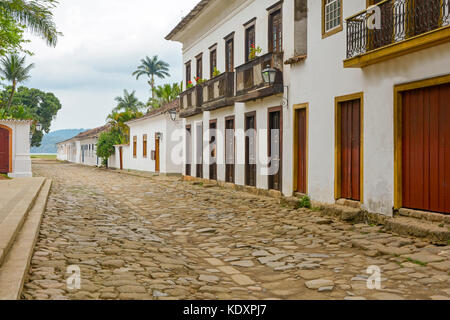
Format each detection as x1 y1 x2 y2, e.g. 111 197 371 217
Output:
209 45 217 78
322 0 343 39
267 2 283 53
143 134 148 158
185 61 191 89
224 32 235 72
196 53 203 80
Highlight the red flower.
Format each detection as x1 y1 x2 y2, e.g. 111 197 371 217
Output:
188 81 192 84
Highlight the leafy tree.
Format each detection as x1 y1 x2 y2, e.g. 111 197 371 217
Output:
0 53 34 110
0 9 27 56
0 0 61 49
0 86 62 146
132 55 170 100
107 109 143 144
113 89 144 113
96 130 121 168
147 82 180 109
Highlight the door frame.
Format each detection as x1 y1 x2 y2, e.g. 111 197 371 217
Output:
293 103 309 194
209 119 218 180
245 111 257 187
334 92 364 203
185 124 192 176
0 124 12 174
393 74 450 209
155 136 160 172
225 115 236 183
268 106 283 191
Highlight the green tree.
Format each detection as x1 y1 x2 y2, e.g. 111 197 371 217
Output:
132 55 170 101
96 130 121 168
107 109 143 144
0 9 27 56
0 54 34 110
0 86 62 146
113 89 144 113
0 0 61 48
148 82 180 109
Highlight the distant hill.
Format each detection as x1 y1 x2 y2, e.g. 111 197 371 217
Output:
31 129 87 154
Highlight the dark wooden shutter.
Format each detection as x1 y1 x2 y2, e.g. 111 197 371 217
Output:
340 99 361 201
225 117 235 183
186 125 192 176
225 38 234 72
245 25 256 62
402 83 450 214
209 120 217 180
269 10 282 53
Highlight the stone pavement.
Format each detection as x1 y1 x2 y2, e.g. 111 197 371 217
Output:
22 161 450 300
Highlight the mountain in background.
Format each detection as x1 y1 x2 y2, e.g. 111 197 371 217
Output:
31 129 87 154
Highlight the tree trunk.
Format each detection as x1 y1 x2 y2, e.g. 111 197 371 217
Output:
6 80 17 111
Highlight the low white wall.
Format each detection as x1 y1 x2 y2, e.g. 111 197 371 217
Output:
0 120 32 178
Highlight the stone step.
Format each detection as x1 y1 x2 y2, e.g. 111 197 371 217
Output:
0 179 52 300
383 216 450 245
0 177 46 267
398 208 450 224
321 204 364 223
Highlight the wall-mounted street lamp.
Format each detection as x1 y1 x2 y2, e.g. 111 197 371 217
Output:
261 65 277 86
168 109 177 122
30 122 42 144
261 65 289 108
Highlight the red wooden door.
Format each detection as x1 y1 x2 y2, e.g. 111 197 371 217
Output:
402 83 450 214
0 127 10 174
296 109 307 193
341 99 361 201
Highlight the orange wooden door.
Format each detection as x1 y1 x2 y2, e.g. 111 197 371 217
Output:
0 127 10 173
340 99 361 201
155 138 160 172
402 83 450 214
296 109 307 193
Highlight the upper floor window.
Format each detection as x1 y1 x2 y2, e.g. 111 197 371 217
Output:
322 0 343 38
185 61 191 88
225 34 234 72
245 24 256 62
269 9 282 53
196 54 203 79
210 48 217 77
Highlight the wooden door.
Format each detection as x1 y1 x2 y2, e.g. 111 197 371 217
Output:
225 116 235 183
186 125 192 176
402 83 450 214
340 99 361 201
295 108 307 193
245 112 257 187
119 146 123 170
209 120 217 180
268 107 282 191
0 127 10 173
196 123 203 178
155 137 160 172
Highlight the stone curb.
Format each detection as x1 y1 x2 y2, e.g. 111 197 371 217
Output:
0 179 52 300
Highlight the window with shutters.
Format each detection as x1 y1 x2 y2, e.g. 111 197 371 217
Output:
210 48 217 78
143 134 147 158
133 136 137 158
225 35 234 72
245 25 256 62
269 9 282 53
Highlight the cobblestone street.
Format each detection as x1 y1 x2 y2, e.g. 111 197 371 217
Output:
22 161 450 300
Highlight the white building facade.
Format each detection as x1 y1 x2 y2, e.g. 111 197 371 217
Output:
111 101 183 175
0 119 33 178
167 0 450 217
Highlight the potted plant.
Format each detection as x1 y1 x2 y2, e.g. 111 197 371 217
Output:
249 44 262 60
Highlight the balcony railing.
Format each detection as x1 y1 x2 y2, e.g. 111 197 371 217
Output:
179 85 203 118
235 52 284 102
201 72 235 111
346 0 450 59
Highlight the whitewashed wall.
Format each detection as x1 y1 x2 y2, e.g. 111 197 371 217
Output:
288 0 450 216
79 138 100 167
126 114 183 174
0 120 32 178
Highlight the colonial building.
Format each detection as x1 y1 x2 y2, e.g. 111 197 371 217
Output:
0 119 33 177
167 0 450 217
110 99 183 176
56 125 110 166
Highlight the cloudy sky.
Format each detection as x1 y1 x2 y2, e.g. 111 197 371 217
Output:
24 0 198 131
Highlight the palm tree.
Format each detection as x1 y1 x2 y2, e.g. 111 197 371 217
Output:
132 55 170 100
113 89 144 113
0 54 34 110
0 0 61 47
107 110 143 144
148 83 181 110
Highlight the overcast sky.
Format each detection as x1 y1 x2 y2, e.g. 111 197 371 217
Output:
24 0 198 131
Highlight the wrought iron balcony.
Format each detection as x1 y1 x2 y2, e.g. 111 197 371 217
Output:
179 85 203 118
234 52 284 102
346 0 450 62
201 72 235 112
